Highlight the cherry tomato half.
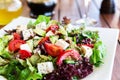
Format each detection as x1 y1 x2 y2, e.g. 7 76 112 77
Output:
46 25 59 33
8 40 26 52
57 49 81 66
19 50 32 59
38 37 49 45
13 33 21 40
44 42 64 57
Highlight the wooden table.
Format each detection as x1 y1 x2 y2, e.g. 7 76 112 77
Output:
21 0 120 80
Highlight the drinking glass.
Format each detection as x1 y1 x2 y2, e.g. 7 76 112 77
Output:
76 0 97 27
116 0 120 10
0 0 22 27
27 0 57 18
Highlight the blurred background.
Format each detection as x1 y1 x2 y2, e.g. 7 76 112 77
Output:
0 0 120 28
0 0 120 80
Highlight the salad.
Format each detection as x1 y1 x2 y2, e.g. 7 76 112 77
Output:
0 15 106 80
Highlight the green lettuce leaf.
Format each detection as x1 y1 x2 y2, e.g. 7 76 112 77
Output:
0 64 8 75
34 15 50 25
0 35 13 55
26 70 43 80
90 41 106 67
26 59 35 72
2 59 23 80
0 57 9 66
17 68 31 80
27 20 35 29
1 47 11 59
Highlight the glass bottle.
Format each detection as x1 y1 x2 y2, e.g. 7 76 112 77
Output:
100 0 115 14
27 0 57 18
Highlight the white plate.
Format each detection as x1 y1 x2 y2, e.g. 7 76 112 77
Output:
0 17 119 80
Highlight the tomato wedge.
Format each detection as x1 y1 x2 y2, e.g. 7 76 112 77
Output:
46 25 59 33
57 49 81 66
8 40 26 52
19 50 32 59
13 33 21 40
44 42 64 57
38 37 49 45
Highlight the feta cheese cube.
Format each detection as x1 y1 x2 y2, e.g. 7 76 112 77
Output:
81 45 93 58
55 39 69 49
22 29 34 40
37 62 54 74
16 25 27 33
20 44 32 52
